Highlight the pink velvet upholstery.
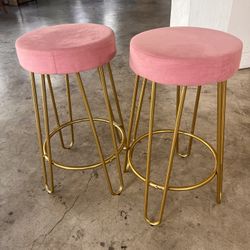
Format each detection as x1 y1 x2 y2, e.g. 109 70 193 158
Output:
15 23 116 74
130 27 243 85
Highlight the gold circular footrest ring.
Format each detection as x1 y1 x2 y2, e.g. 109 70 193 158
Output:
128 129 218 191
42 118 125 170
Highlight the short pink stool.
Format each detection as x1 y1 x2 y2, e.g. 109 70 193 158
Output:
126 27 243 225
16 23 125 195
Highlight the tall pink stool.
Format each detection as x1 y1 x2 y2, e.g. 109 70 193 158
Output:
15 23 125 195
126 27 242 225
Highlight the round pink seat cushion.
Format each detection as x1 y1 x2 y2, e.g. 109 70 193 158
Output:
130 27 243 85
16 23 116 74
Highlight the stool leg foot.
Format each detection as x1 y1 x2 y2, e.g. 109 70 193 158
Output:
30 73 54 193
176 86 201 158
216 81 227 203
98 66 124 194
76 73 123 195
144 84 187 225
47 74 74 149
123 75 140 173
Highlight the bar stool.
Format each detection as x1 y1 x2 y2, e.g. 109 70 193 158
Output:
126 27 242 225
15 23 126 195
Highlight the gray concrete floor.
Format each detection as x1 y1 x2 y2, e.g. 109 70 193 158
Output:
1 1 250 249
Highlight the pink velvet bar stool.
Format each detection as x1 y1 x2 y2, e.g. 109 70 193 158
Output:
15 23 126 195
126 27 242 225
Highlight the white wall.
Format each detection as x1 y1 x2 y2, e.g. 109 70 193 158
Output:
170 0 250 68
170 0 191 26
228 0 250 68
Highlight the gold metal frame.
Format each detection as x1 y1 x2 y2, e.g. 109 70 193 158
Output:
30 63 125 195
126 75 227 225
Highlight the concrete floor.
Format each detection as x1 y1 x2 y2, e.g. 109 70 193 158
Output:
1 1 250 249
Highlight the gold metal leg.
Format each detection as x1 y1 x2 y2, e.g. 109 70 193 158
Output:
65 74 75 148
123 75 140 172
98 66 124 193
133 78 147 141
176 85 201 157
47 75 73 149
144 81 157 224
41 74 54 193
107 63 126 144
144 85 187 225
47 74 74 149
176 86 180 154
76 72 123 195
30 73 51 193
216 81 227 203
